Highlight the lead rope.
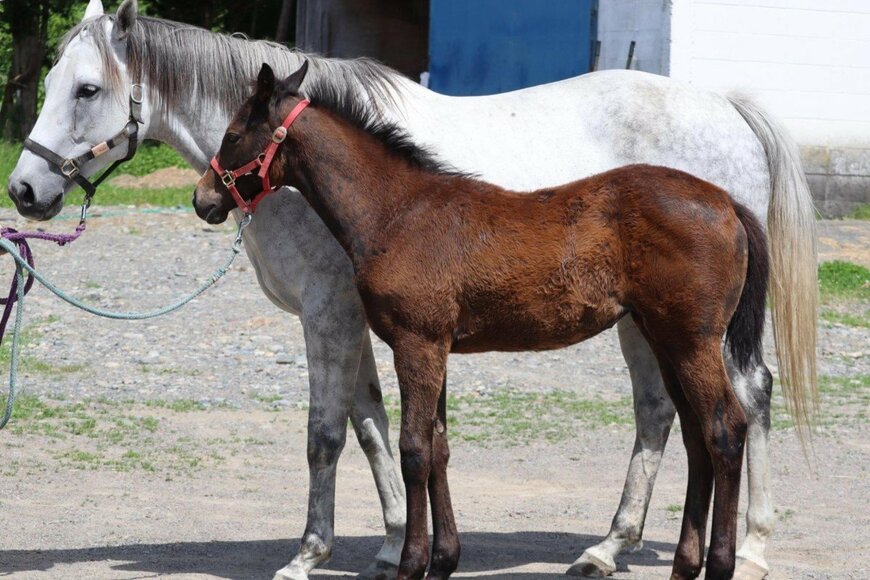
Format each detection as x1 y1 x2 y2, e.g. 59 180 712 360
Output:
0 212 252 429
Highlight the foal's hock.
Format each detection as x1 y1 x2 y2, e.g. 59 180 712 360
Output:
195 62 771 580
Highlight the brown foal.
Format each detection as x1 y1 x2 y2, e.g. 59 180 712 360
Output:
194 63 771 580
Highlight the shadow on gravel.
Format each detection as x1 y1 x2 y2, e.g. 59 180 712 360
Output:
0 532 674 578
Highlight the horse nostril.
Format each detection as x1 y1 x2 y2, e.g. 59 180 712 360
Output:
8 181 36 207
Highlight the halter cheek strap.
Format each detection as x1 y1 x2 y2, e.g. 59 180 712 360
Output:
210 99 310 215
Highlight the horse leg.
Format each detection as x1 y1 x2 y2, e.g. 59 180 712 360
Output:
395 337 450 580
728 355 774 579
653 358 715 580
570 317 675 577
427 376 460 579
274 304 367 580
664 341 748 580
352 331 408 580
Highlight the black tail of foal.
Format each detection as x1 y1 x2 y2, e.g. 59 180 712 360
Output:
726 202 770 371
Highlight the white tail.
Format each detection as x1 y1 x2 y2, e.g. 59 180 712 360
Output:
727 95 819 442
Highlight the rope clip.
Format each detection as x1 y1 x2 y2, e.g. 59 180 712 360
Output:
234 213 252 251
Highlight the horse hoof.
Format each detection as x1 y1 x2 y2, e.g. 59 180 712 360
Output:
273 565 309 580
566 548 616 577
733 557 769 580
357 559 399 580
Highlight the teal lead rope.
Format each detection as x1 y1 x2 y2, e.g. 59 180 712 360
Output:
0 214 251 429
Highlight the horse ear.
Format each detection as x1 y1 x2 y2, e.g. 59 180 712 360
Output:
113 0 138 41
256 63 276 103
277 60 310 99
84 0 104 20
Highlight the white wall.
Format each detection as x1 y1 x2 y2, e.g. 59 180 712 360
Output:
597 0 671 74
669 0 870 148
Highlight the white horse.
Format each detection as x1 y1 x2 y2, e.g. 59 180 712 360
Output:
7 1 817 578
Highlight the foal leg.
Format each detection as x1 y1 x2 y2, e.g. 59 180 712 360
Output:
427 376 460 579
667 343 748 580
352 332 407 580
395 337 450 580
275 304 367 580
570 318 676 577
727 355 774 579
656 360 715 580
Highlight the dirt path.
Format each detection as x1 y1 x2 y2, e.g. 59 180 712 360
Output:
0 208 868 579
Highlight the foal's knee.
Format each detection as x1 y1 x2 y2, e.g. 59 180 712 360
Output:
399 440 431 485
710 399 747 467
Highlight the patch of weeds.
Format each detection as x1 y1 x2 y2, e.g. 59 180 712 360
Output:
770 374 869 430
777 508 795 523
58 449 104 470
83 280 102 289
820 308 870 328
144 399 207 412
818 261 870 303
666 504 683 514
819 374 870 398
0 318 90 376
250 392 283 404
385 389 632 446
847 203 870 220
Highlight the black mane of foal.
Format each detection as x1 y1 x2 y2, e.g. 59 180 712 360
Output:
299 77 467 177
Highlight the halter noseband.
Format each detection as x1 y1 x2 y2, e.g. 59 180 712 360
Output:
210 99 310 215
23 84 144 213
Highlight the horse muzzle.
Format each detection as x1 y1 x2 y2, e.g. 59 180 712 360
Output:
7 179 64 221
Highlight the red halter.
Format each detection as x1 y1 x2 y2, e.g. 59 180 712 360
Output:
210 99 310 214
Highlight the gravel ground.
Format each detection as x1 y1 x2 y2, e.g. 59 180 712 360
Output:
0 207 868 579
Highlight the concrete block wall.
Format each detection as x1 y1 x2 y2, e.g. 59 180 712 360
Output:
803 146 870 217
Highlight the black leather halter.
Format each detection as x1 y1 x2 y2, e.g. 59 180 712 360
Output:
22 84 144 207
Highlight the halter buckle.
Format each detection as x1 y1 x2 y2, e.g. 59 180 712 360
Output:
130 84 144 104
60 159 80 178
221 171 236 187
272 126 287 143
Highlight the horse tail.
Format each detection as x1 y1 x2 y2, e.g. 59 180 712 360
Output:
727 94 818 441
726 202 769 375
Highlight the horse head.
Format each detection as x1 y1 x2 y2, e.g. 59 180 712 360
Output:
7 0 152 220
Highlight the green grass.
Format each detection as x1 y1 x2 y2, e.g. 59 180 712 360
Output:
1 140 192 208
385 389 633 445
770 374 869 430
0 318 88 376
820 308 870 328
847 203 870 220
115 141 188 176
0 394 227 474
818 261 870 303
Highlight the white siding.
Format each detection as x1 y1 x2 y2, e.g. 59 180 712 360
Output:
669 0 870 147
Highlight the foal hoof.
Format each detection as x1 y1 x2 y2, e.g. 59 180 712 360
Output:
566 547 616 577
357 559 399 580
733 557 769 580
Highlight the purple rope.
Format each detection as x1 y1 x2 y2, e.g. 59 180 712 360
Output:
0 224 86 337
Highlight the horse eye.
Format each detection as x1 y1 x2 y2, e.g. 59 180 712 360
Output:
75 84 100 99
225 133 241 144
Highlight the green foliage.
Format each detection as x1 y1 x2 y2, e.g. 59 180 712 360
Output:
818 261 870 302
820 308 870 328
385 390 633 445
0 140 22 192
847 204 870 221
119 141 188 175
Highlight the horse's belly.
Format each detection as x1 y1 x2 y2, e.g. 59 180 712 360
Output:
451 304 624 354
